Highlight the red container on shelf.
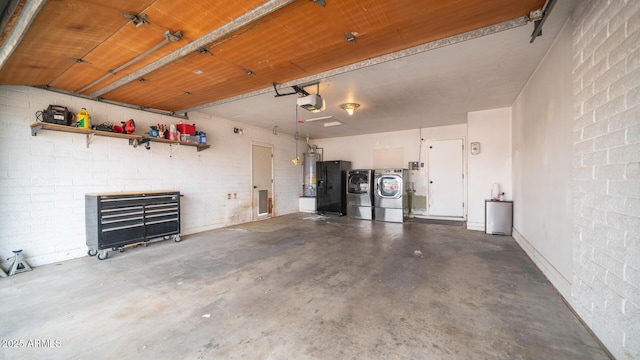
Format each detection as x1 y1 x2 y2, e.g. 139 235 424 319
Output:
176 123 196 135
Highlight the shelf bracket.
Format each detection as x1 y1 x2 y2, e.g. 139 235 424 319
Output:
31 124 43 136
169 143 180 157
86 133 94 148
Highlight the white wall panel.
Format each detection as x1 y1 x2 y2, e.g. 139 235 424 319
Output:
466 108 512 230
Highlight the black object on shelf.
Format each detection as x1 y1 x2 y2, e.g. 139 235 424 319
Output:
85 191 181 260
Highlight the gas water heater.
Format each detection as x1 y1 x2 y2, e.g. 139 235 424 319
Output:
302 147 321 197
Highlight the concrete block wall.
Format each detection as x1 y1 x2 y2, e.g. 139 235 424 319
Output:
0 86 301 267
572 1 640 359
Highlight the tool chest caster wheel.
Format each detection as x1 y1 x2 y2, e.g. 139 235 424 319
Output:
88 249 97 256
97 251 109 260
174 235 181 242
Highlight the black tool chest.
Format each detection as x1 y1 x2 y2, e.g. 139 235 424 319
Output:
85 191 181 260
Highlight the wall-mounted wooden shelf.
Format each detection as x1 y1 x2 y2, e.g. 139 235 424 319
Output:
149 137 210 152
29 122 210 152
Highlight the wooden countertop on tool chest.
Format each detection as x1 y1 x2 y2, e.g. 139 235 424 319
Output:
85 190 180 196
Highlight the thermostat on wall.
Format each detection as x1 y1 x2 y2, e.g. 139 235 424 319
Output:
470 142 481 155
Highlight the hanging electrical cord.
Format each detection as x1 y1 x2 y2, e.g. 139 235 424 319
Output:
292 103 300 165
418 128 423 167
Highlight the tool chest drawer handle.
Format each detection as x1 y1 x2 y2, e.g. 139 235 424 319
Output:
145 218 179 225
102 223 145 232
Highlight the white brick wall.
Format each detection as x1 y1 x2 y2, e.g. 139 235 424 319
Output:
572 1 640 359
0 86 301 267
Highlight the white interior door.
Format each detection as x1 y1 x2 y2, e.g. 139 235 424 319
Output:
428 139 464 217
252 144 273 220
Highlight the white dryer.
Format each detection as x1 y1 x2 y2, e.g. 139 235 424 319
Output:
347 169 374 220
374 169 408 223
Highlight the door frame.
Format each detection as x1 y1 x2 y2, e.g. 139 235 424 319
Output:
251 141 274 221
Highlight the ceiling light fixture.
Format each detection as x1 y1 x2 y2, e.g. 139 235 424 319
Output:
340 103 360 115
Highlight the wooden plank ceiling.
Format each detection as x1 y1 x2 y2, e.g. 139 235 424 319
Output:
0 0 546 113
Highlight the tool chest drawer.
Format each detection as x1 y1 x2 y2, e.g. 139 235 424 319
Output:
85 191 181 260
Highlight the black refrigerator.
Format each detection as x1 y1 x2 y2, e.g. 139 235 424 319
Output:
316 160 351 216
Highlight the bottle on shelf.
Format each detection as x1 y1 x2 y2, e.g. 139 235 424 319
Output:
76 108 91 129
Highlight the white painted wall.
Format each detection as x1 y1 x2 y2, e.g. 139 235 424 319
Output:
312 129 419 169
0 86 301 266
313 124 467 217
512 1 640 358
466 108 512 231
313 124 466 169
512 18 573 295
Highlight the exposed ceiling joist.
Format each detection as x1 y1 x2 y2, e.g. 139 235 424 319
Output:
79 29 184 93
89 0 296 98
0 0 44 69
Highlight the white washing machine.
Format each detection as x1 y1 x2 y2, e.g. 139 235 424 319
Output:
347 169 374 220
374 169 408 223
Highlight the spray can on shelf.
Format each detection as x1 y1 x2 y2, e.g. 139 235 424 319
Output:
169 124 177 141
76 108 91 129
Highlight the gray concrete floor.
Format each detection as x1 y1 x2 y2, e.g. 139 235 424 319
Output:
1 213 609 360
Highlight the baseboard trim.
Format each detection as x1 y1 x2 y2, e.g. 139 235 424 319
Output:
410 214 466 221
466 221 484 231
511 227 571 296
